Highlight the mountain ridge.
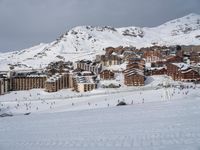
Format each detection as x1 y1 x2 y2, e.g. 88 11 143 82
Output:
0 13 200 70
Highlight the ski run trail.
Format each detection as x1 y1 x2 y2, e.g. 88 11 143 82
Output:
1 94 200 150
0 77 200 149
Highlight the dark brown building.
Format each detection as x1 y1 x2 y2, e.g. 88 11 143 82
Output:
143 50 162 63
146 67 167 76
100 70 115 80
190 52 200 63
166 55 183 63
100 55 123 66
166 63 200 81
124 69 145 86
181 69 200 81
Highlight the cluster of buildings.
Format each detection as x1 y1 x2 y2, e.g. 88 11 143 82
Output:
0 45 200 96
143 46 200 82
0 60 100 95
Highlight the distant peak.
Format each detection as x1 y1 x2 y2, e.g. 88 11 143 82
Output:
182 13 200 19
186 13 199 17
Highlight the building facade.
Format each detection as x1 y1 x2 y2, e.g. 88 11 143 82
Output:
167 63 200 81
11 71 47 91
45 73 73 92
99 55 123 67
73 76 97 92
124 70 145 86
75 60 102 74
100 70 115 80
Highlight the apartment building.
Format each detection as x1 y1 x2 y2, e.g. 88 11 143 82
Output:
99 54 123 67
100 70 115 80
12 71 47 91
75 60 102 74
45 73 73 92
73 76 97 92
124 68 145 86
167 63 200 81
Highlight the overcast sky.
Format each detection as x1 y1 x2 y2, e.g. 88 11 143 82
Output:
0 0 200 52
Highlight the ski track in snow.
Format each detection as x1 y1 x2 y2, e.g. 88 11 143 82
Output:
0 75 200 149
0 97 200 150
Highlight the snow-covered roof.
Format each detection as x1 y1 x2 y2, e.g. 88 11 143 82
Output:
100 80 120 86
27 74 47 78
100 69 114 73
106 63 127 72
46 74 62 82
148 67 166 71
75 76 95 84
172 63 190 70
82 71 92 74
181 69 194 74
124 68 143 73
124 68 144 77
14 70 47 78
126 71 144 77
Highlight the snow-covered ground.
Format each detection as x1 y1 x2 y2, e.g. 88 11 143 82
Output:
0 75 200 149
0 87 200 150
0 75 199 115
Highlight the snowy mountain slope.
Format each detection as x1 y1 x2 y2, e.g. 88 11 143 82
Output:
0 13 200 70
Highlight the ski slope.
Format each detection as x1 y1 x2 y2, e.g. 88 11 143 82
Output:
0 91 200 150
0 75 198 115
0 76 200 149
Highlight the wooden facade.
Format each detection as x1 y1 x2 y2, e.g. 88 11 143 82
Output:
190 52 200 63
181 69 200 81
100 55 123 66
143 50 162 63
124 57 146 86
167 63 200 81
146 67 167 76
127 62 145 70
166 55 183 63
124 71 145 86
100 70 115 80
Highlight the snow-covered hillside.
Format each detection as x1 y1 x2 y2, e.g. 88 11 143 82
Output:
0 13 200 70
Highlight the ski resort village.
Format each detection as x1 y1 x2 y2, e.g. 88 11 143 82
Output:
1 13 200 150
0 45 200 95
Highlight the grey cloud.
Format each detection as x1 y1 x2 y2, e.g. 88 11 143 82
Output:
0 0 200 52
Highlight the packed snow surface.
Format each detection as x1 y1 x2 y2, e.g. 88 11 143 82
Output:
1 90 200 150
0 76 200 150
